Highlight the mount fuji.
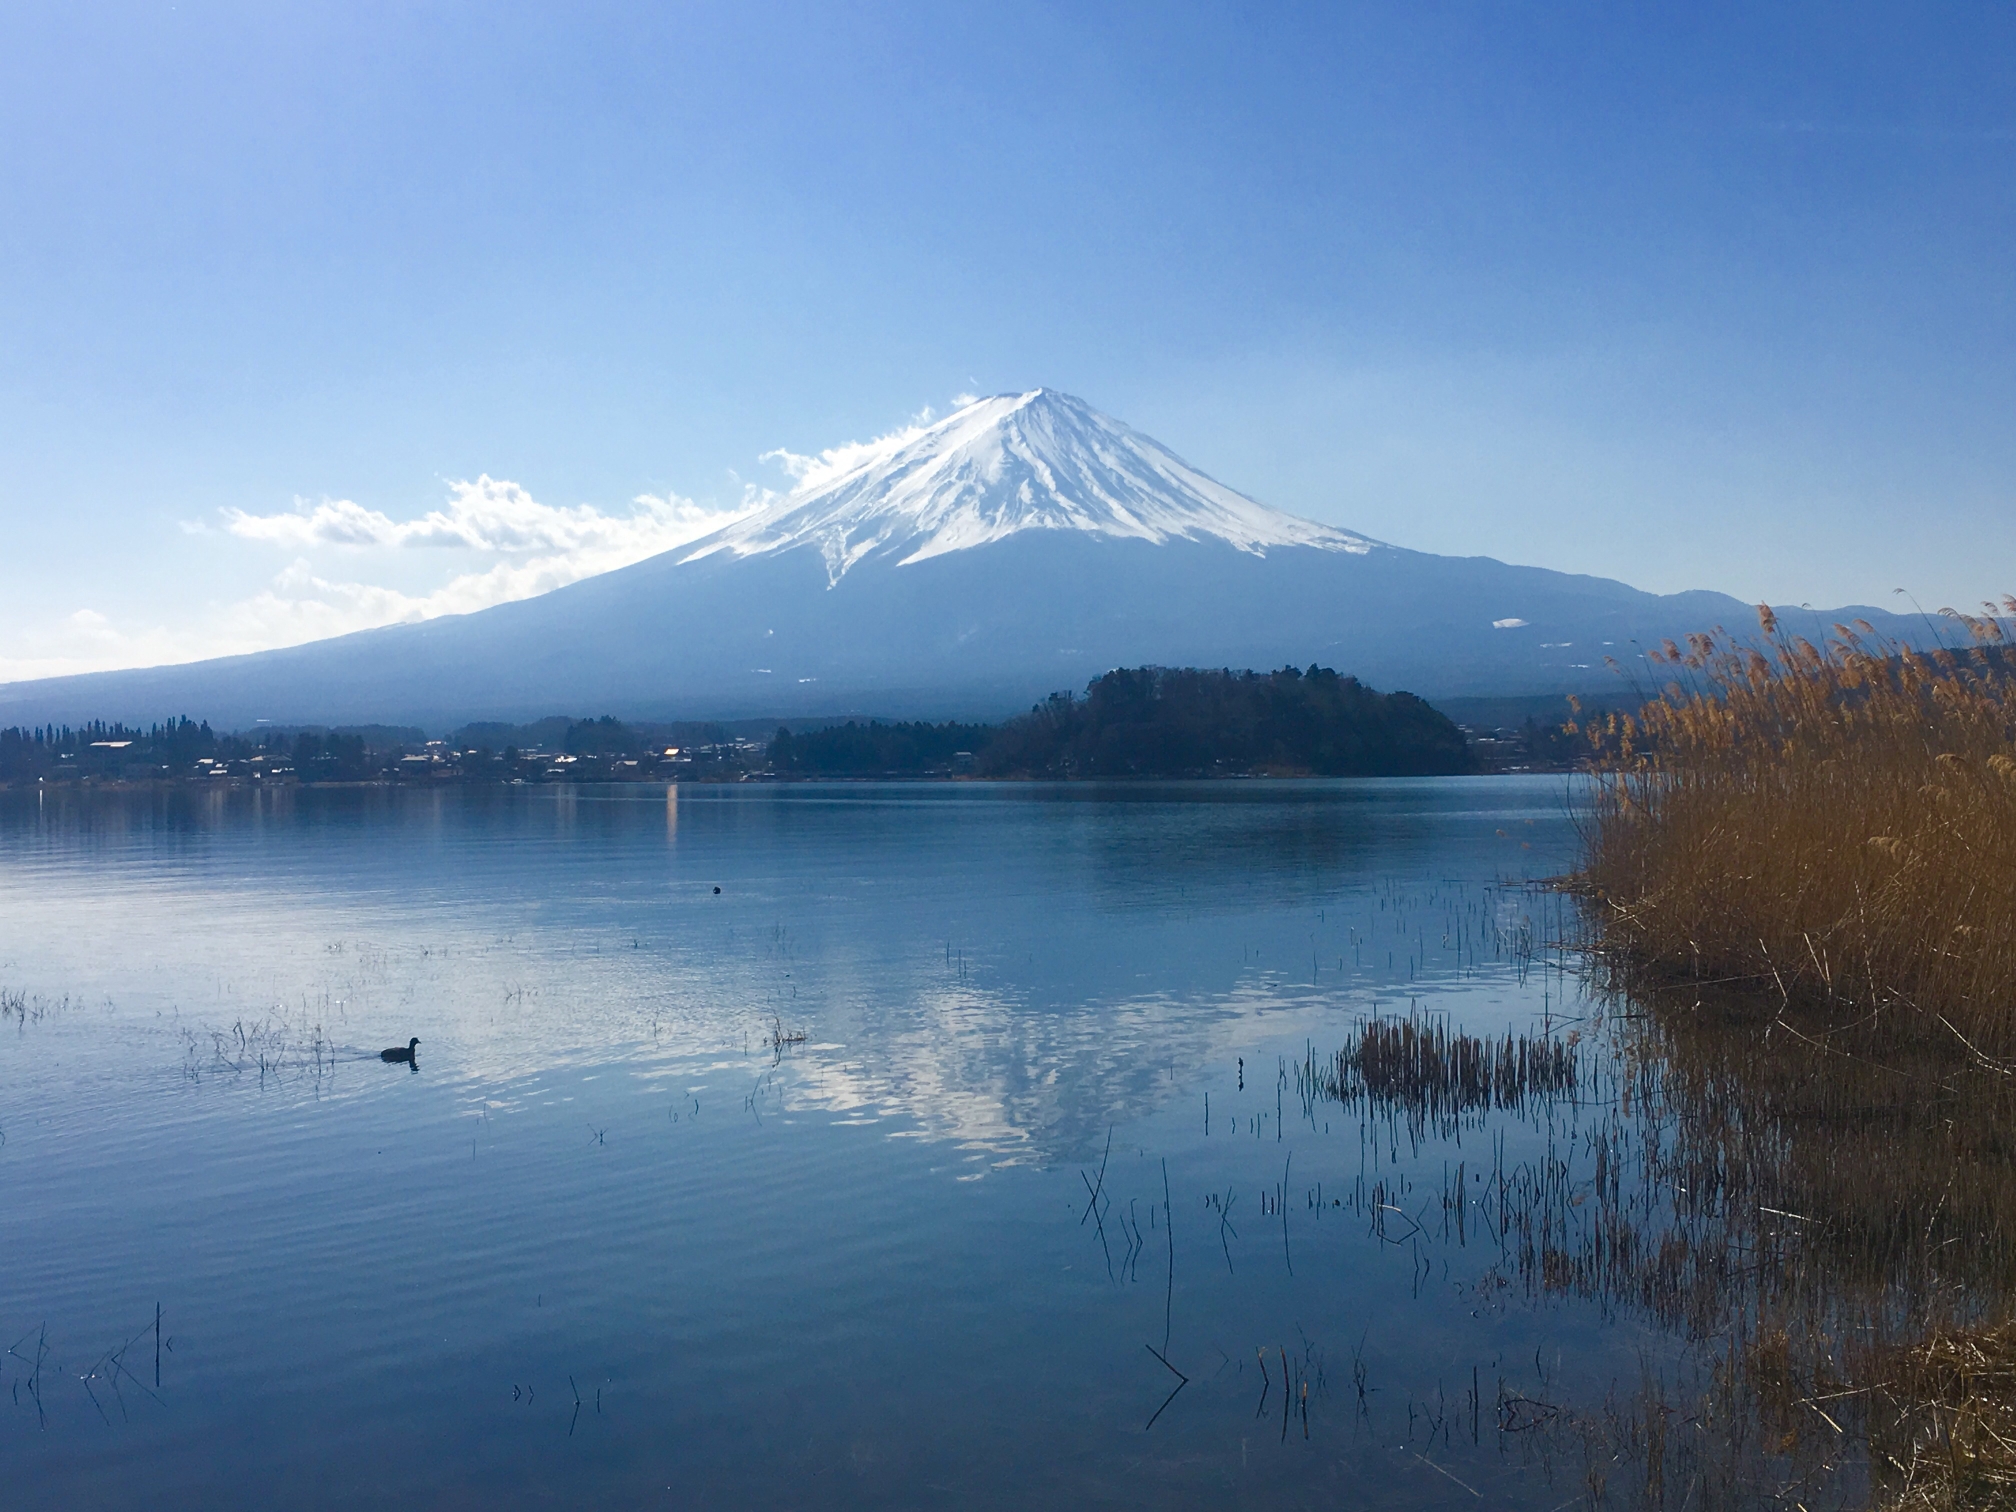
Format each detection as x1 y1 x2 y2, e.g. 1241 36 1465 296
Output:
0 390 1904 728
691 388 1376 580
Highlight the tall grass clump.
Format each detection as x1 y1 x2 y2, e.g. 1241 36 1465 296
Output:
1578 600 2016 1054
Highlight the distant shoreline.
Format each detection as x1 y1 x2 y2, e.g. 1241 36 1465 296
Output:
1 763 1577 794
3 670 1592 789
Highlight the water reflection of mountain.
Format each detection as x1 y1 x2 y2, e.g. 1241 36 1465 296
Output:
0 782 1572 1169
0 782 1576 1169
703 876 1563 1168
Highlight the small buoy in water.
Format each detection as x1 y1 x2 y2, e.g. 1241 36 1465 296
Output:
713 886 721 894
381 1037 420 1063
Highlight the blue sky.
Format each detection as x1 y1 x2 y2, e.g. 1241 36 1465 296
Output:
2 2 2011 677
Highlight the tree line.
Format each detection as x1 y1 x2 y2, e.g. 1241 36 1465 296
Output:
771 665 1473 778
0 719 380 781
0 715 759 783
2 667 1476 785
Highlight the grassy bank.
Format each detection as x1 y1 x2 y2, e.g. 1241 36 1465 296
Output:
1577 602 2016 1056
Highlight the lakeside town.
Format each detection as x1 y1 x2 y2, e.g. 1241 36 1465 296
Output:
0 669 1585 788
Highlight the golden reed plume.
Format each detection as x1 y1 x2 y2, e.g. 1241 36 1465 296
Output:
1576 596 2016 1056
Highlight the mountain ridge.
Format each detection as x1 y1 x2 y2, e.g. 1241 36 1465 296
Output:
683 389 1375 584
0 391 1925 729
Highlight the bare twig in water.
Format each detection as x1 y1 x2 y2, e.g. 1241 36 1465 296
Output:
1281 1150 1294 1276
1144 1343 1188 1431
1161 1157 1174 1354
1078 1127 1112 1225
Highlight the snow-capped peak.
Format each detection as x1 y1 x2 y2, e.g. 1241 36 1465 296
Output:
682 390 1379 585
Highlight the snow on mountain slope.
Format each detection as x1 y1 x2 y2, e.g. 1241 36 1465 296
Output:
3 385 1934 731
682 389 1378 585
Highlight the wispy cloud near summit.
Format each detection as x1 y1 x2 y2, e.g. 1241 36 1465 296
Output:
757 404 946 495
222 475 742 556
2 478 754 683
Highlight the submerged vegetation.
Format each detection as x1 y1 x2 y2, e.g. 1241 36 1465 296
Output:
1577 602 2016 1055
1302 988 2016 1509
1877 1322 2016 1510
1308 1012 1577 1132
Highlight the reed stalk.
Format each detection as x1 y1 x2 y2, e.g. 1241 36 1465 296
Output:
1577 600 2016 1054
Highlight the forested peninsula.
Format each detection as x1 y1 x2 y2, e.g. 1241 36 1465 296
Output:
772 666 1472 778
2 666 1486 786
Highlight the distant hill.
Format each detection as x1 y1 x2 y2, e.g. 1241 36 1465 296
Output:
985 665 1468 778
771 667 1468 778
0 390 1924 729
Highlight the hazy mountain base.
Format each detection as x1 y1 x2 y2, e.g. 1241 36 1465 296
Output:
0 531 1856 732
2 680 1596 787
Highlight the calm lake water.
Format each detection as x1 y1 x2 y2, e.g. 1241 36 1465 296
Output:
0 778 1739 1508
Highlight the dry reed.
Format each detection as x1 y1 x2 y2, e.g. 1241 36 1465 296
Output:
1296 983 2016 1505
1577 600 2016 1055
1869 1320 2016 1510
1308 1014 1577 1136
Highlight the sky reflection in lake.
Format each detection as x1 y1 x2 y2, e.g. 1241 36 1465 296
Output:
2 778 1632 1509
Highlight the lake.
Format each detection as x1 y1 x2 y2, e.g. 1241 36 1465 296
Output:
0 778 1915 1508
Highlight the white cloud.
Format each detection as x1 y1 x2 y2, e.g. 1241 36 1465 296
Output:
753 394 1003 496
757 404 949 494
222 475 736 555
759 432 920 493
0 476 755 681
